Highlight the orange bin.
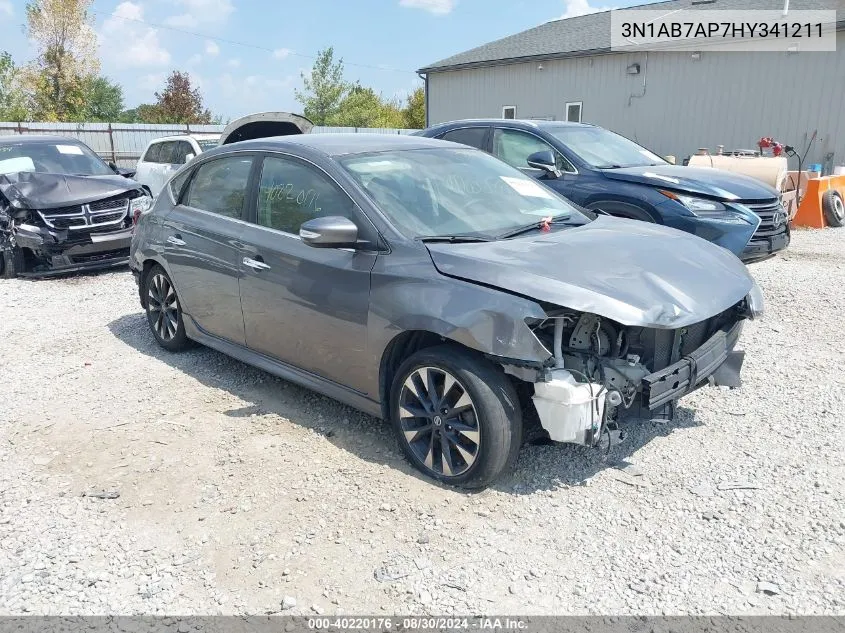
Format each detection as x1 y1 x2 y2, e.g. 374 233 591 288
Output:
792 175 845 228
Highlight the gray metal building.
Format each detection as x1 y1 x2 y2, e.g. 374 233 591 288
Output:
419 0 845 169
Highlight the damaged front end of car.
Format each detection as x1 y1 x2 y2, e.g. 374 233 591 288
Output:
425 216 765 450
518 286 761 447
0 172 152 277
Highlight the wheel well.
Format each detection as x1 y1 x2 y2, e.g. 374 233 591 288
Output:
378 331 535 428
379 330 479 420
586 199 660 223
138 260 159 307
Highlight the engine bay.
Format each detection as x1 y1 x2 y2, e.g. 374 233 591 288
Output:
526 302 750 447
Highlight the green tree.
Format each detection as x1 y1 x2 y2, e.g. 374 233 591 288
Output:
403 86 425 129
377 97 405 129
117 106 140 123
0 52 30 121
295 47 349 125
135 103 163 123
80 76 124 122
327 83 407 129
150 70 212 124
328 83 383 128
24 0 99 121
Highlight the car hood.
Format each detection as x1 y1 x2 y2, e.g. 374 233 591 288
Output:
425 217 754 329
601 165 779 201
0 171 140 210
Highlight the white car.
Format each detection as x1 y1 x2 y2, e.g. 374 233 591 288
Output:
135 134 220 196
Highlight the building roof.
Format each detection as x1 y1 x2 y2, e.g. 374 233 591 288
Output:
419 0 845 73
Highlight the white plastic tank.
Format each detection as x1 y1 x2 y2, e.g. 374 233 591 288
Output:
532 369 605 445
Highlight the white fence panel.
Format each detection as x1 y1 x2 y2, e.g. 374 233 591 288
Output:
0 121 421 167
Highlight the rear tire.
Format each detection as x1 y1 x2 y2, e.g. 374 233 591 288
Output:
0 246 26 279
821 190 844 228
143 265 192 352
390 345 522 489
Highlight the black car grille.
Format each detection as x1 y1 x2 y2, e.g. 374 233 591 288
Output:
745 200 788 239
90 197 129 212
38 196 130 232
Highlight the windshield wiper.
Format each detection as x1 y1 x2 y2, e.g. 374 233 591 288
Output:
419 235 493 243
497 215 578 240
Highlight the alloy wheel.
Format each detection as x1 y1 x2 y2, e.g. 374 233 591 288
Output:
398 367 480 477
147 273 179 341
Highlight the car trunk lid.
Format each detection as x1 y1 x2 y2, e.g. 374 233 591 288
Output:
218 112 314 145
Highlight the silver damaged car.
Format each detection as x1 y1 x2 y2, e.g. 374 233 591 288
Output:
129 122 763 489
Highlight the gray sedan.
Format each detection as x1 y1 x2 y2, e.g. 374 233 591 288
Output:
129 133 762 489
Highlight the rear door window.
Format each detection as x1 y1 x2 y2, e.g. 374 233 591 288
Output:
169 168 193 204
439 127 489 150
256 155 357 235
184 156 254 219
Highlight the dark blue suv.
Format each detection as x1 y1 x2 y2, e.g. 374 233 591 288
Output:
417 120 790 263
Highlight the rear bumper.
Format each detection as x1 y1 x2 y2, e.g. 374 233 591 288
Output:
642 321 744 410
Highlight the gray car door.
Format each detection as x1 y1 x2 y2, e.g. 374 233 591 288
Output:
163 153 258 345
237 154 377 395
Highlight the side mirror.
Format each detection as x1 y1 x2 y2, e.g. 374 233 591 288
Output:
300 216 359 248
527 150 562 178
184 153 195 164
108 161 119 173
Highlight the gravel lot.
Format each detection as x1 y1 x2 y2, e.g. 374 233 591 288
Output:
0 228 843 616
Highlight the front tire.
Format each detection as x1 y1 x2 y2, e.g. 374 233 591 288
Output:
0 245 26 279
390 345 522 489
143 265 191 352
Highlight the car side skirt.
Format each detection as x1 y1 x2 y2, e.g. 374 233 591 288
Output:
183 314 383 419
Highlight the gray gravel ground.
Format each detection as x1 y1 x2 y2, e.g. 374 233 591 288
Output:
0 228 843 616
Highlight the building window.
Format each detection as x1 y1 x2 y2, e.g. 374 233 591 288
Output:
502 105 516 120
565 102 582 123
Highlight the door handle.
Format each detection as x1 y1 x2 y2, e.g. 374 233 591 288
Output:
243 257 271 271
166 235 186 246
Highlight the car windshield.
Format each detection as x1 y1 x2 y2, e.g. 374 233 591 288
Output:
548 126 667 169
196 139 219 151
340 148 589 239
0 141 114 177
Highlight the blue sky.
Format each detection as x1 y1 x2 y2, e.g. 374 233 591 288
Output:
0 0 644 119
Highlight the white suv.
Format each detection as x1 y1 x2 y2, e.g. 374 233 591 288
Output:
135 134 220 196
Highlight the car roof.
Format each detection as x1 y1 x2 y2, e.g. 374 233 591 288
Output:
0 135 86 145
147 134 221 143
203 133 463 158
